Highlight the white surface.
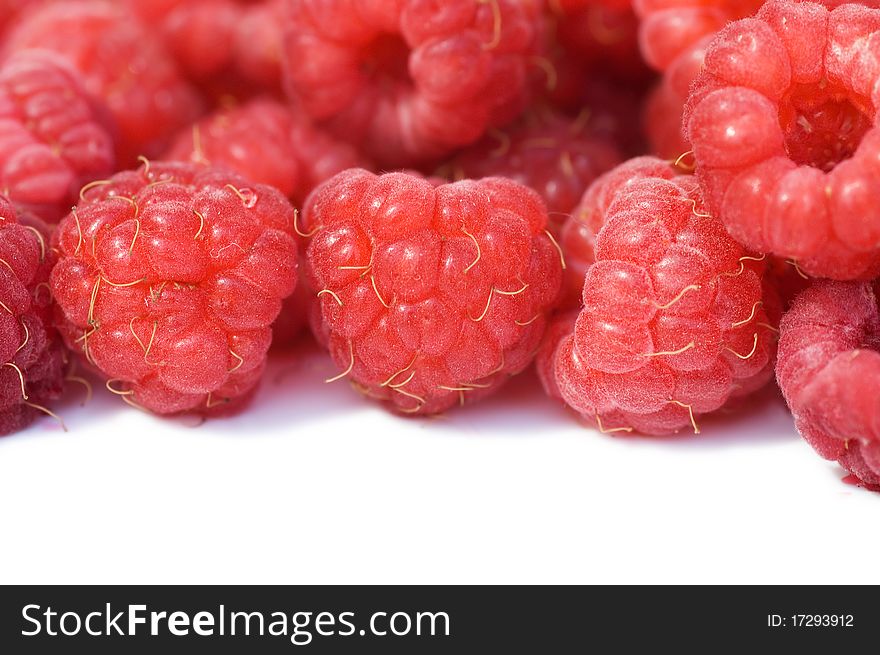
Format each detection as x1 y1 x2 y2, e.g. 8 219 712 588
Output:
0 339 876 585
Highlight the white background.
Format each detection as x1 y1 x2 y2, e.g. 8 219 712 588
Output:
0 339 876 585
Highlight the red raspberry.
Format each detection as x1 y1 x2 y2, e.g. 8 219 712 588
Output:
550 0 648 83
635 0 763 72
304 169 563 415
166 99 301 199
0 51 115 222
50 161 299 415
559 156 679 308
3 0 202 165
777 281 880 489
685 0 880 280
165 98 370 205
550 161 775 435
444 110 623 231
280 0 539 167
234 0 286 89
0 196 66 435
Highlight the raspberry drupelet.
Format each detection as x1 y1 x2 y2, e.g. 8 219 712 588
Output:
549 161 776 436
0 196 66 436
444 110 622 232
686 0 880 280
0 51 115 223
50 161 299 416
281 0 539 167
304 169 563 415
2 0 201 165
777 281 880 489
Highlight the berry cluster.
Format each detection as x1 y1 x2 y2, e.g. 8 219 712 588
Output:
0 0 878 493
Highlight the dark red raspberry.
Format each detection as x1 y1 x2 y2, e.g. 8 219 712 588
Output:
304 169 563 415
550 160 775 435
777 281 880 489
550 0 648 83
0 51 115 222
165 98 371 206
0 195 66 435
281 0 539 167
685 0 880 280
444 110 622 231
3 0 202 165
50 161 299 415
559 156 679 308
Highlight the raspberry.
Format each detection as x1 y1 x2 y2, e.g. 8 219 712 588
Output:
281 0 539 167
50 161 299 415
234 0 286 89
165 98 371 205
444 110 622 230
635 0 763 72
559 156 678 308
550 0 648 83
0 51 115 222
685 0 880 280
550 161 775 435
535 307 577 403
304 169 563 415
3 0 202 165
165 99 301 199
777 281 880 489
0 195 66 435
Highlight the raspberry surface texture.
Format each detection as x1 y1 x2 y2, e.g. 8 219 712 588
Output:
686 0 880 280
50 161 299 415
3 0 201 165
445 110 622 230
281 0 539 167
0 196 65 435
777 281 880 488
551 159 775 435
166 98 370 205
304 169 563 415
0 51 115 222
559 156 678 308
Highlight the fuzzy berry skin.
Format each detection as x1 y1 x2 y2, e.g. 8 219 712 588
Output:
685 0 880 280
3 0 201 165
551 162 775 435
635 0 763 72
777 281 880 489
281 0 538 167
559 156 678 309
50 162 299 416
0 52 115 223
304 169 563 415
0 196 66 436
445 111 622 231
165 98 371 206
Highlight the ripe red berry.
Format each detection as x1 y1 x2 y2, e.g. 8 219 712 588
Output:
50 161 299 415
304 169 563 415
777 281 880 489
550 160 775 435
165 98 370 206
559 156 678 308
280 0 539 167
445 110 622 231
0 196 66 435
0 51 115 222
685 0 880 280
3 0 201 165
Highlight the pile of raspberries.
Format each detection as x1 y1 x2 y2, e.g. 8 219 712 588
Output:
1 0 879 492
